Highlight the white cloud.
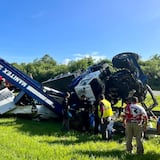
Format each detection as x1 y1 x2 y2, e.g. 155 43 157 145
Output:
62 51 106 64
63 58 71 65
73 51 106 62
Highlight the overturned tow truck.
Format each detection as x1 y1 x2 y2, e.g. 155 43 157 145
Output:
43 52 158 132
0 52 158 133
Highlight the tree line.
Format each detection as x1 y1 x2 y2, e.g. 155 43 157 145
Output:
11 54 160 90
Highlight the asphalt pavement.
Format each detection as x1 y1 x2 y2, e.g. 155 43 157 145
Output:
153 90 160 96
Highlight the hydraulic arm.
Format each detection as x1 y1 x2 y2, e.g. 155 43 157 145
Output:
0 58 63 116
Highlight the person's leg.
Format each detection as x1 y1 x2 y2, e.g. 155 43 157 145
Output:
101 119 108 140
84 111 90 131
66 118 70 131
94 115 99 134
126 123 133 153
107 120 114 140
134 123 144 154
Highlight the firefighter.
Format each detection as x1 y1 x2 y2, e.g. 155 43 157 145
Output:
79 95 92 131
62 92 71 131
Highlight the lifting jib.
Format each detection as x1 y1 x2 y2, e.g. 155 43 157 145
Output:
0 58 63 116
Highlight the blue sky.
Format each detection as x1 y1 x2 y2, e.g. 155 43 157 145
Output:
0 0 160 64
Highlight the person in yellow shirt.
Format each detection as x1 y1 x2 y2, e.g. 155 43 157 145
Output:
98 94 113 140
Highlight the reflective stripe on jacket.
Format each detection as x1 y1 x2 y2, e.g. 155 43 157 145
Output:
98 99 113 118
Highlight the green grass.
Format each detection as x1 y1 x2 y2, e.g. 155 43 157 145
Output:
0 117 160 160
153 95 160 111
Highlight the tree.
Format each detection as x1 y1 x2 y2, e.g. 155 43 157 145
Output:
10 54 160 90
140 54 160 90
68 57 94 72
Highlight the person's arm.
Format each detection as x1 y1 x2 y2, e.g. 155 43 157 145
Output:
99 102 104 117
141 108 148 131
99 102 104 123
142 112 148 131
122 107 127 127
143 117 148 131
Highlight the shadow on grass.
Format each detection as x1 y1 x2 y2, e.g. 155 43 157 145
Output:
0 120 17 126
43 132 125 146
43 132 103 145
0 117 126 145
13 117 100 139
77 150 160 160
15 117 64 135
13 117 112 144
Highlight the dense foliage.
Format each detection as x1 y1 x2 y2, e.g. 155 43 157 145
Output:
12 54 160 90
140 54 160 90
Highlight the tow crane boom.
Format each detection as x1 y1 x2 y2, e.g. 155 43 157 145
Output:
0 58 63 116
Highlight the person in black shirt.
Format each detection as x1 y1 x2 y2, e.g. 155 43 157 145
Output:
62 92 71 131
79 95 92 131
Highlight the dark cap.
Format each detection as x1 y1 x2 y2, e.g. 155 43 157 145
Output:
131 96 138 103
99 94 105 100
